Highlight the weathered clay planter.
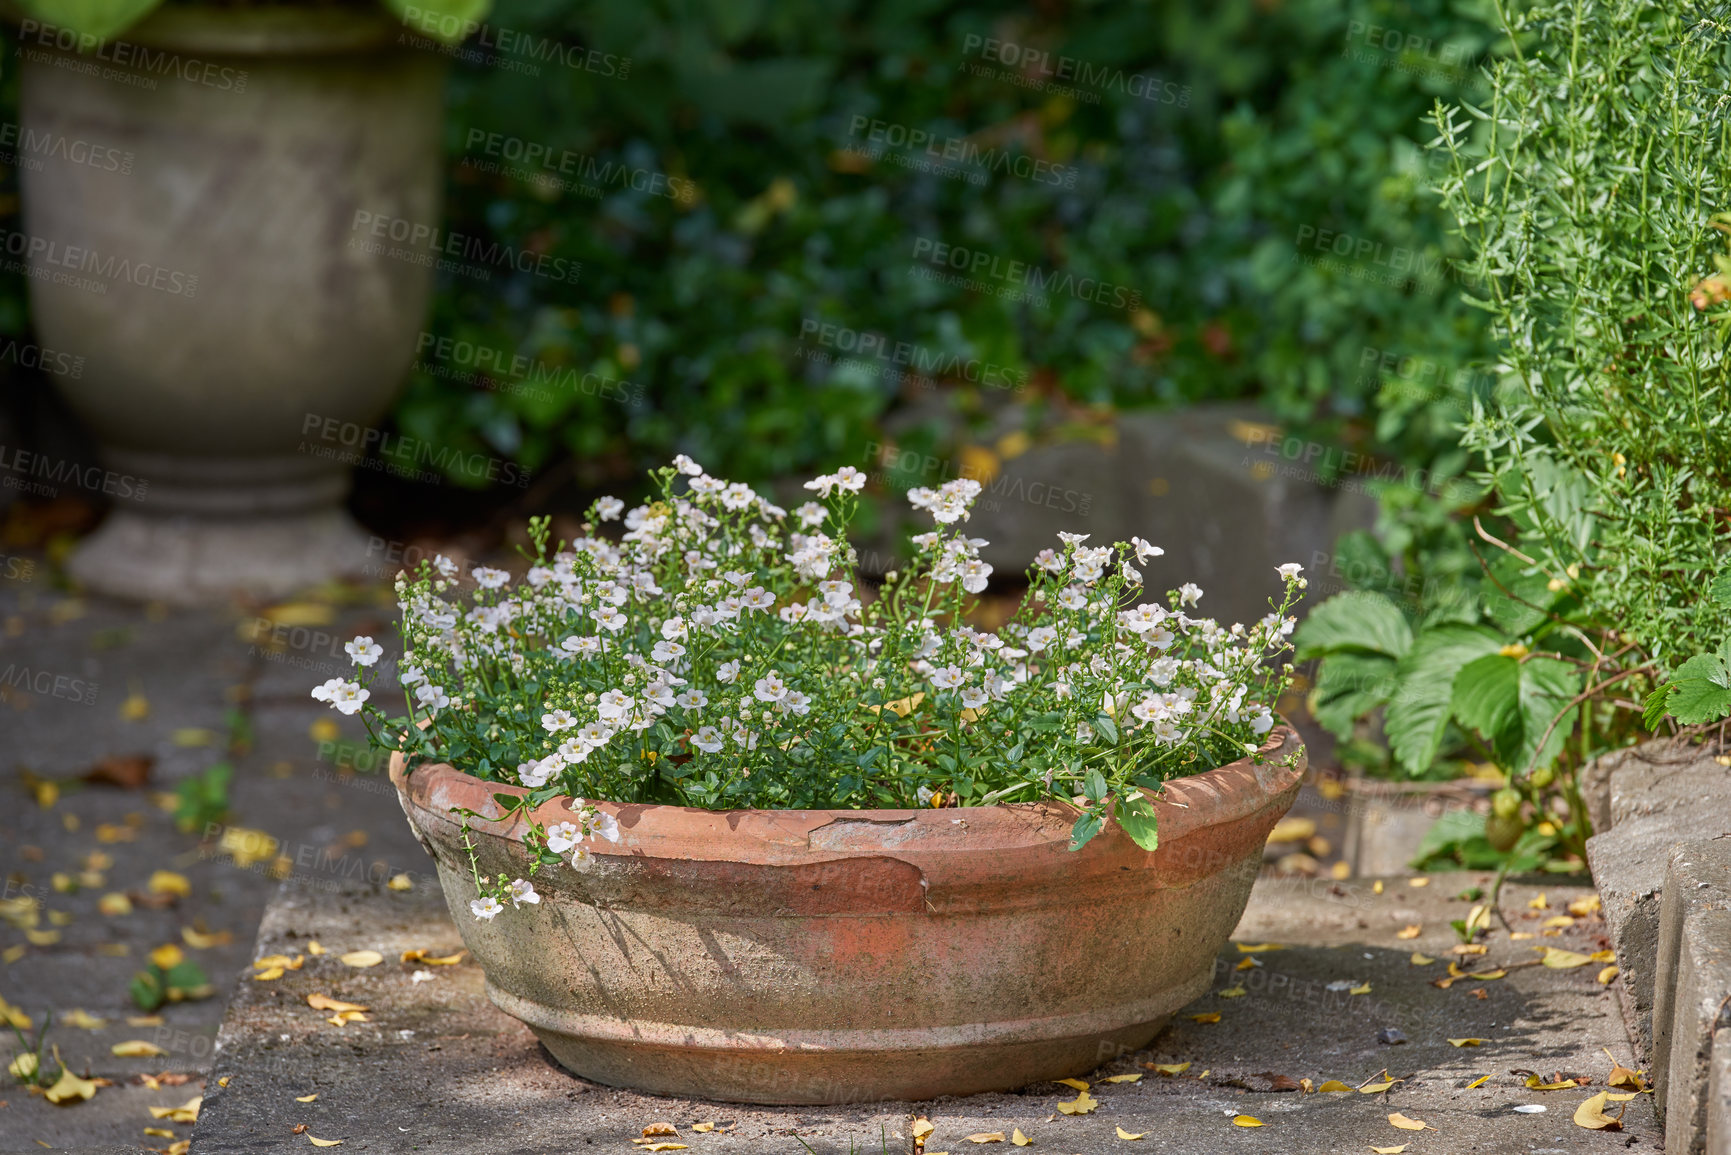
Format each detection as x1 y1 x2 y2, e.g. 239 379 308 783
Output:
390 726 1306 1104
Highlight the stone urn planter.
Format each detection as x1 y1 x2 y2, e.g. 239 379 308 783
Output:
389 725 1306 1104
17 6 444 604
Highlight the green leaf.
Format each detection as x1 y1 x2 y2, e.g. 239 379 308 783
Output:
1068 811 1103 852
1293 592 1413 659
1451 653 1523 762
491 792 520 814
380 0 493 45
1083 769 1108 803
1516 656 1580 772
1666 652 1731 725
1711 572 1731 608
1116 792 1159 852
1093 713 1119 745
1004 741 1025 764
1481 553 1561 636
15 0 165 42
1644 684 1675 730
1309 652 1397 740
1384 625 1504 775
129 970 163 1012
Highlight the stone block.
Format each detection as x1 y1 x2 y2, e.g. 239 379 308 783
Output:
1662 910 1731 1154
1656 842 1731 1125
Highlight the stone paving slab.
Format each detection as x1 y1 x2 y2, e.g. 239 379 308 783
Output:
190 872 1655 1155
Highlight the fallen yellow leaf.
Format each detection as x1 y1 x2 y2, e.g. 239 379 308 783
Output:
1387 1113 1427 1131
120 693 150 721
1567 895 1601 917
1543 915 1576 929
63 1009 106 1030
1447 1038 1483 1047
182 927 233 949
912 1120 935 1139
1349 982 1373 995
253 955 304 971
149 944 184 970
1467 1075 1490 1089
128 1015 164 1026
1147 1062 1191 1076
1396 925 1421 940
690 1124 715 1133
148 872 191 899
1268 817 1316 843
1371 1147 1409 1154
1190 1012 1221 1023
45 1073 98 1108
1541 948 1594 969
325 1011 369 1026
642 1122 678 1138
25 929 61 946
99 893 132 916
306 994 368 1013
1407 877 1429 887
1104 1073 1142 1083
297 1094 318 1103
400 949 466 966
1599 965 1620 985
1218 985 1247 998
1317 1080 1355 1092
1235 942 1285 953
219 827 279 869
964 1133 1004 1144
1011 1130 1030 1147
339 950 383 968
1056 1090 1098 1115
1373 880 1384 894
1529 892 1549 910
144 1127 175 1138
111 1040 167 1057
387 874 414 891
253 967 285 982
1589 949 1616 963
148 1096 201 1123
1235 956 1259 971
1526 1075 1578 1090
1116 1126 1145 1140
1410 953 1435 966
1231 1115 1263 1127
640 1146 688 1153
308 1138 344 1148
307 942 326 955
1573 1091 1624 1131
1055 1077 1089 1091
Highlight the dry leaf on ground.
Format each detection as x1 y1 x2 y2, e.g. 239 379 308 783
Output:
1116 1126 1145 1140
1231 1115 1263 1127
643 1123 677 1138
1011 1129 1030 1146
1541 948 1594 969
148 1096 201 1123
1144 1062 1190 1075
1573 1091 1634 1130
1190 1012 1221 1023
400 949 465 966
338 950 383 968
1447 1038 1483 1047
305 994 368 1013
1526 1075 1579 1090
44 1069 99 1104
1466 1075 1490 1089
1396 925 1421 939
964 1133 1004 1144
112 1041 167 1057
1371 1146 1409 1154
1317 1080 1354 1092
1218 985 1247 998
1103 1073 1142 1083
1387 1113 1427 1131
1054 1077 1089 1090
1056 1090 1098 1115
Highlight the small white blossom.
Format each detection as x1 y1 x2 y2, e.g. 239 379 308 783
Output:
470 897 503 921
509 879 540 907
545 821 581 854
595 496 625 521
345 636 384 666
472 566 511 589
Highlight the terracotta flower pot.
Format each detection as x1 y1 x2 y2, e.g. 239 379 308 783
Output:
390 725 1306 1104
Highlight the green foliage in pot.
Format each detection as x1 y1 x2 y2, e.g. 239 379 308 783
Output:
1303 0 1731 864
314 457 1306 919
16 0 487 44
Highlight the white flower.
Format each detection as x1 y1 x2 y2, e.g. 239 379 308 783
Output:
676 688 708 711
1057 586 1088 611
959 687 989 710
509 879 540 907
660 617 688 641
398 664 426 688
593 811 621 843
415 683 450 711
691 726 725 753
1179 583 1203 607
804 472 839 497
781 689 812 715
433 554 459 578
1034 548 1065 574
1057 532 1091 545
720 483 758 511
1131 537 1164 563
740 587 776 611
472 566 511 589
595 496 625 521
597 690 635 721
1121 561 1142 586
327 681 369 715
753 671 789 702
1120 603 1168 633
545 821 581 854
470 896 503 921
345 636 384 666
643 681 677 710
561 635 603 659
575 721 614 750
960 559 993 594
716 659 741 684
795 501 827 528
591 605 628 633
518 759 555 788
311 677 345 703
832 465 867 493
673 454 704 476
652 639 687 663
1276 563 1305 581
1025 626 1058 652
1075 720 1095 744
930 665 966 690
542 709 577 733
